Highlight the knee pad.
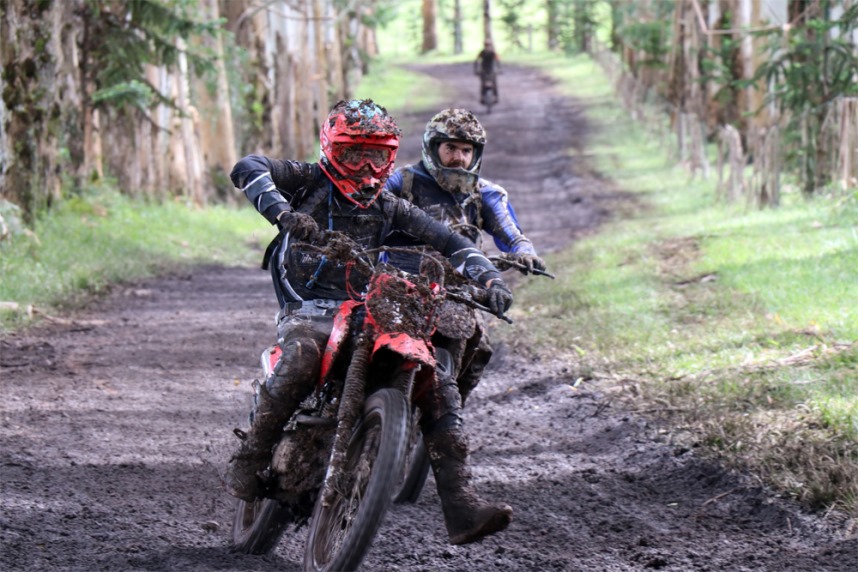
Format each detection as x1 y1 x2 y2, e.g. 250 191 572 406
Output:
266 337 323 399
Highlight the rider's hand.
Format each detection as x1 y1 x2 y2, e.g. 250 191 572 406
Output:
486 279 513 316
277 211 321 242
516 253 546 274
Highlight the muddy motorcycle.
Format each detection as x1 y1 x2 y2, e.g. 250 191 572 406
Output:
230 235 503 571
392 254 555 505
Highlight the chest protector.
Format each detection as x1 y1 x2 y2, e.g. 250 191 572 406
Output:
400 166 483 245
385 166 483 275
283 183 388 301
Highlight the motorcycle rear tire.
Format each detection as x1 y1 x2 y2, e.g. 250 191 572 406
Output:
392 423 430 504
231 497 292 554
303 388 408 572
483 87 495 114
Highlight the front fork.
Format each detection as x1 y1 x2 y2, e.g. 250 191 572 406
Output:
318 335 424 508
320 333 372 507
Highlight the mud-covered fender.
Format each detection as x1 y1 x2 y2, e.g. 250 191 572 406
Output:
372 332 434 367
320 300 361 381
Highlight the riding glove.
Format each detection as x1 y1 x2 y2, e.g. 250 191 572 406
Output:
516 253 546 274
486 280 513 316
277 211 321 242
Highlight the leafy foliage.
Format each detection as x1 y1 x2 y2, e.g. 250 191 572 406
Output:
81 0 220 111
751 3 858 115
748 2 858 192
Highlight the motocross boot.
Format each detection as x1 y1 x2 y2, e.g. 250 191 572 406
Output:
423 426 513 545
225 382 298 502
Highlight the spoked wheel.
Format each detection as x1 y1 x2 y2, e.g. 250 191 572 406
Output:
392 407 430 504
303 388 408 572
231 497 292 554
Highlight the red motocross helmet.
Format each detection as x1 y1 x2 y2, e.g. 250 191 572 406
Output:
319 99 401 208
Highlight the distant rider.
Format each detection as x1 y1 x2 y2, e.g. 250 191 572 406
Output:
474 40 501 105
226 99 513 545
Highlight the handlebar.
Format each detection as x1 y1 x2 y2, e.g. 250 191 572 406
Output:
445 288 513 324
489 255 556 279
305 232 513 322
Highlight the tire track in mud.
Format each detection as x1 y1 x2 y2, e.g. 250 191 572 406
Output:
1 63 855 571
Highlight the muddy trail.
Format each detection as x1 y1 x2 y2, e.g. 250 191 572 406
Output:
2 62 856 572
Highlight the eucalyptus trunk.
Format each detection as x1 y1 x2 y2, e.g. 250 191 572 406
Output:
453 0 463 54
422 0 438 53
1 0 79 219
483 0 494 46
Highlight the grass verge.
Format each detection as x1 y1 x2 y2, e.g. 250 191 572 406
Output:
0 183 271 334
499 52 858 514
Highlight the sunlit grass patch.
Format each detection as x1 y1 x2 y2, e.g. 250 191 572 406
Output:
354 60 448 115
499 52 858 514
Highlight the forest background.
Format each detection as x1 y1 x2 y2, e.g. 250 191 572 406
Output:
1 0 857 515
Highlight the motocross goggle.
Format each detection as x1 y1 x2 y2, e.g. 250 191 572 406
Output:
333 143 394 174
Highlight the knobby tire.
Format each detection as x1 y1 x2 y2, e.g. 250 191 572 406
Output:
231 497 292 554
303 388 408 572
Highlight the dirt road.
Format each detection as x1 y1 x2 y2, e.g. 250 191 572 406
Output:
2 62 855 571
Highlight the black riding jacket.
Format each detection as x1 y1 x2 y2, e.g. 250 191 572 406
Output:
230 155 501 306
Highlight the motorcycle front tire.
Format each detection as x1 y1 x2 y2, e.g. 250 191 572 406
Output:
303 387 408 572
231 497 292 554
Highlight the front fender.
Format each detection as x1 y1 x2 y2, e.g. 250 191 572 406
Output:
372 332 434 367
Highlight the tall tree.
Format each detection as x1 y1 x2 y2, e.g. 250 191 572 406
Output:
547 0 560 50
483 0 494 46
422 0 437 53
453 0 464 54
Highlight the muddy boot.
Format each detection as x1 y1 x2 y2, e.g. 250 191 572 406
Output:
423 427 513 545
225 383 298 502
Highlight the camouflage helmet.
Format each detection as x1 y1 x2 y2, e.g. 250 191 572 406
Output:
421 108 486 196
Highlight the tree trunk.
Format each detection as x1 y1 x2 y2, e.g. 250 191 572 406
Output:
483 0 494 46
0 0 78 219
195 0 237 201
547 0 560 51
453 0 463 54
176 38 205 205
422 0 437 53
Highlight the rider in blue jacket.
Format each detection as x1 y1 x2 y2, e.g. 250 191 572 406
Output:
384 108 545 402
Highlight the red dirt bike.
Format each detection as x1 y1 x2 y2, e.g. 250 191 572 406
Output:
230 234 507 571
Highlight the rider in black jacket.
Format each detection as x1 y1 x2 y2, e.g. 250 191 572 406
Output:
226 99 513 545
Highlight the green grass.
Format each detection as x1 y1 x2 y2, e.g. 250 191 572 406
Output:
354 59 449 115
0 184 270 333
498 52 858 512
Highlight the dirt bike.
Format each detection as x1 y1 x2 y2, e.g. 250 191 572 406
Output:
392 253 554 505
480 79 497 115
475 67 500 115
230 233 506 571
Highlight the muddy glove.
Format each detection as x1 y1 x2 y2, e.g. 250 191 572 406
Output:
277 211 321 242
486 279 513 316
516 253 546 274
